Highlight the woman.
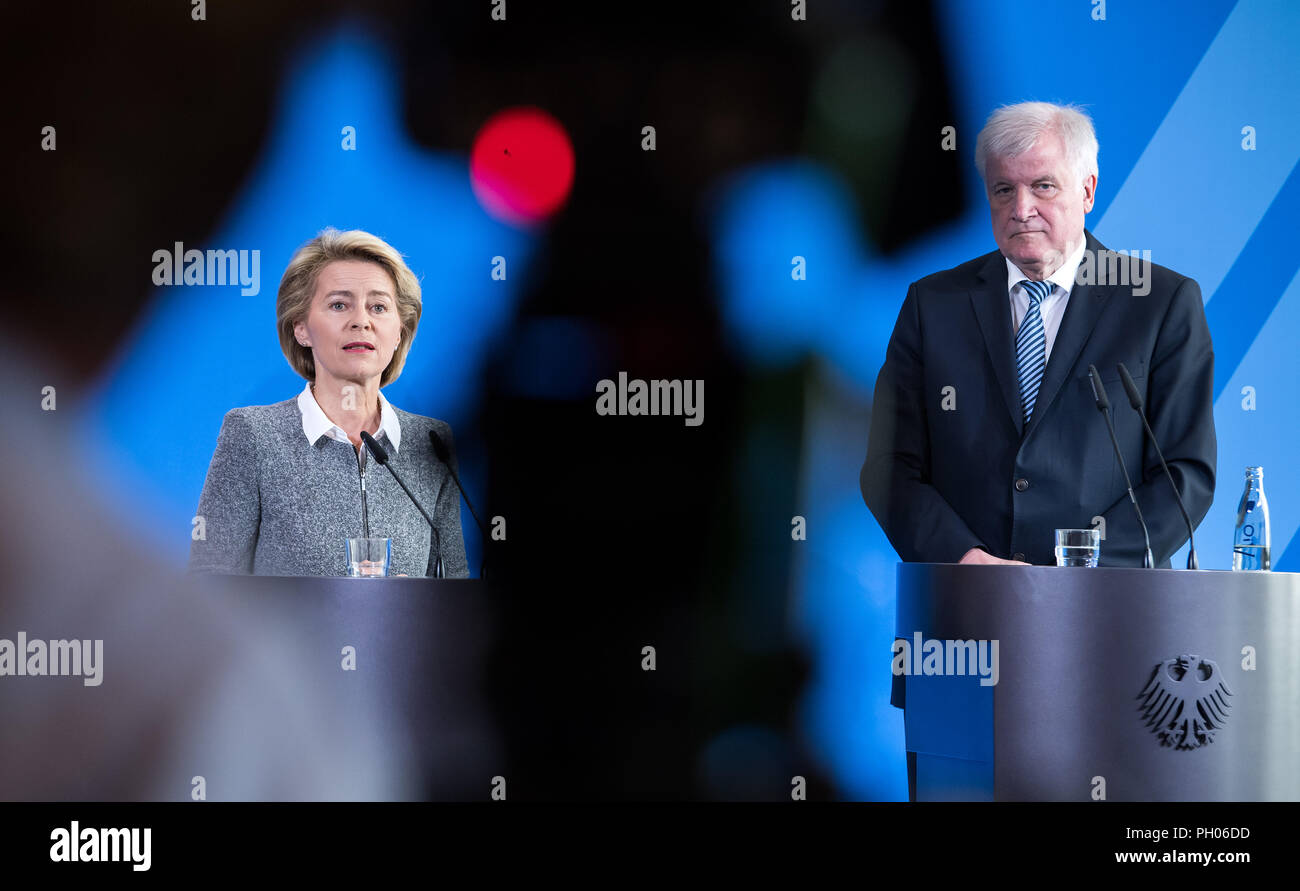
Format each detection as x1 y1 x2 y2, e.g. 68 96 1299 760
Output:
189 228 468 577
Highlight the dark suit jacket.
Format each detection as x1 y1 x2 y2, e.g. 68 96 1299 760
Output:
862 229 1216 570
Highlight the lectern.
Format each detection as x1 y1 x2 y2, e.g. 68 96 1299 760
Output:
200 575 497 799
896 564 1300 801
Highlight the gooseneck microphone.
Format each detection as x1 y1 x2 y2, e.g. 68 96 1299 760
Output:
429 430 488 578
1116 363 1199 569
1088 365 1155 568
360 431 444 578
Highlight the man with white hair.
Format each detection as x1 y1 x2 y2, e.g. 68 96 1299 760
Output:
861 101 1216 569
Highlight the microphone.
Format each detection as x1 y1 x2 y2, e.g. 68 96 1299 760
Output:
1088 365 1154 568
1117 363 1199 569
429 429 488 578
360 431 443 578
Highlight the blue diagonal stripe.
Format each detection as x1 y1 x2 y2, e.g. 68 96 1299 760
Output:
1096 0 1300 299
1206 159 1300 400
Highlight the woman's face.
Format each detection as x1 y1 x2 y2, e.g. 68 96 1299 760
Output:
293 260 403 389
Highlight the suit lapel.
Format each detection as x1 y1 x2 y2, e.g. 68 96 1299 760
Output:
1023 230 1114 440
969 230 1116 441
969 250 1023 437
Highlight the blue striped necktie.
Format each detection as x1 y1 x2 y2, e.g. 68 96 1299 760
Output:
1016 279 1053 425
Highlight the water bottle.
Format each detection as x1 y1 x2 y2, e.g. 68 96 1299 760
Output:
1232 466 1270 571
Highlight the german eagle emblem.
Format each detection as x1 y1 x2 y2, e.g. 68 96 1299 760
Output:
1137 655 1233 750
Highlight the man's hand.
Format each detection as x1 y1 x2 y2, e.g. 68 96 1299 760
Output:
959 547 1031 566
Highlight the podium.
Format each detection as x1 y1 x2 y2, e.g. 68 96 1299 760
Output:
896 564 1300 801
198 575 497 799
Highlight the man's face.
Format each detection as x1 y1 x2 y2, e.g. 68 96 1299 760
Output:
985 131 1096 279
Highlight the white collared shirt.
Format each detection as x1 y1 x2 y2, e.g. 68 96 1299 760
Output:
297 381 402 462
1005 236 1087 361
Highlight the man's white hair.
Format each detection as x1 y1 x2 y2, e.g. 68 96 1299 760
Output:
974 101 1099 188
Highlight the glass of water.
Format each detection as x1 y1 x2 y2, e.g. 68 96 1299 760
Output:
345 537 392 578
1055 528 1100 567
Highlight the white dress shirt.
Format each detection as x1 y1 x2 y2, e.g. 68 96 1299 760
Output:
296 381 402 465
1005 236 1087 362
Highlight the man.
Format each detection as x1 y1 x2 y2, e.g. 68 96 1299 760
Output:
864 101 1217 801
862 102 1216 569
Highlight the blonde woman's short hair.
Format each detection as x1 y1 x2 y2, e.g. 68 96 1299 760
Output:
276 228 422 387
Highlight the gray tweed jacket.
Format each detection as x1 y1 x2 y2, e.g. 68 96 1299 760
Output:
188 396 468 577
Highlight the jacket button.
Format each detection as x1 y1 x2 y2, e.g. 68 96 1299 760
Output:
1015 478 1029 491
1013 552 1026 562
